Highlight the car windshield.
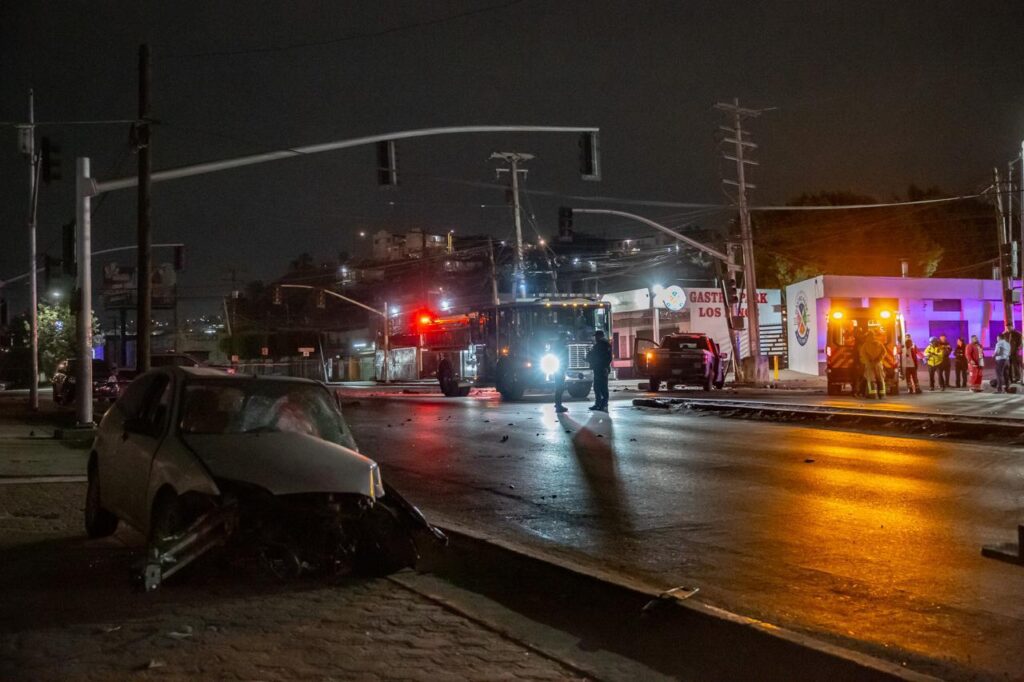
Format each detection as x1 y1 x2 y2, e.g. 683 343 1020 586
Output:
180 380 347 446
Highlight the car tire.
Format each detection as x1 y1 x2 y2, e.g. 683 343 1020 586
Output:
438 359 458 397
354 502 418 577
702 370 713 392
649 378 661 392
85 461 118 538
147 490 196 566
496 360 525 401
567 382 592 399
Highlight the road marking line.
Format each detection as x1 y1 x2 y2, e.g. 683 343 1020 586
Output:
0 475 86 485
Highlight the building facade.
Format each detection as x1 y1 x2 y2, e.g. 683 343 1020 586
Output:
786 275 1022 375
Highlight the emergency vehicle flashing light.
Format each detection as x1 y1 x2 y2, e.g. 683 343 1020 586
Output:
879 310 892 319
831 311 843 320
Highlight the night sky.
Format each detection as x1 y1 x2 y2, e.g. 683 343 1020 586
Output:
2 1 1023 315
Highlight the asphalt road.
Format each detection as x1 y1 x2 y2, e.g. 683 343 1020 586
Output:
345 393 1024 681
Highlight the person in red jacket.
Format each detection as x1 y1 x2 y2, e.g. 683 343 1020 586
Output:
966 334 985 392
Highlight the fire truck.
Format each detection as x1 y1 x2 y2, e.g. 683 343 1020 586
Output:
825 307 906 396
413 295 611 400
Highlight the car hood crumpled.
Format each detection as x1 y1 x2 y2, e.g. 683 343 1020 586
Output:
183 431 384 498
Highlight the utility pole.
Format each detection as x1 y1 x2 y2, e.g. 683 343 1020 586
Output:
136 43 153 372
487 237 500 305
715 98 771 384
22 90 40 410
491 152 533 299
994 167 1015 332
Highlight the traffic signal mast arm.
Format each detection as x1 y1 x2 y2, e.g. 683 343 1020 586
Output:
91 125 600 194
275 283 383 318
568 208 732 264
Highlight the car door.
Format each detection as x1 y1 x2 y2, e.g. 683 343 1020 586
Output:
98 373 157 520
114 373 173 530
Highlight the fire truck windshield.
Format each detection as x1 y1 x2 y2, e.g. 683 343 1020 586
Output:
515 305 608 343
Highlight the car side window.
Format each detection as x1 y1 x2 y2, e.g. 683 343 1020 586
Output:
141 377 173 435
116 375 158 419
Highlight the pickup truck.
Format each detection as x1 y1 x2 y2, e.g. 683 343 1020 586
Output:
634 333 727 392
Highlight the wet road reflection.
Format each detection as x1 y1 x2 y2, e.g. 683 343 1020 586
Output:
346 396 1024 679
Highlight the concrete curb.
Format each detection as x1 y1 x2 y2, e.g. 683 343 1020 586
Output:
420 515 941 682
634 397 1024 441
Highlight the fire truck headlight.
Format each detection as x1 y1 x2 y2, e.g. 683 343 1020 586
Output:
831 311 843 320
880 310 892 319
540 353 560 375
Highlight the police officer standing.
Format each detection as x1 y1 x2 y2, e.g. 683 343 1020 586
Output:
587 330 613 411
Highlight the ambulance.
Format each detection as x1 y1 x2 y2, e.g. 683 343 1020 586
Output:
825 307 906 396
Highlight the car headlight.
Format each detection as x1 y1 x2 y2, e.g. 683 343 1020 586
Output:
540 353 560 375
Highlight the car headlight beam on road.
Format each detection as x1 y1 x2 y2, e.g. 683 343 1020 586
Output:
540 353 560 376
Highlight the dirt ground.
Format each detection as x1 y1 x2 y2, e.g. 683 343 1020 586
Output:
0 481 586 681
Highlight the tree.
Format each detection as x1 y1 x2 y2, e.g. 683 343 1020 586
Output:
752 187 994 287
17 302 100 377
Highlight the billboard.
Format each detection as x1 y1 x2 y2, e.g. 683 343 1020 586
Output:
102 262 177 310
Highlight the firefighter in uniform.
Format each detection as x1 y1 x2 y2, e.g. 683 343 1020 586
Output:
859 330 887 399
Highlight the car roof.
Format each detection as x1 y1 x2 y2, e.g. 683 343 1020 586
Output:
173 366 323 386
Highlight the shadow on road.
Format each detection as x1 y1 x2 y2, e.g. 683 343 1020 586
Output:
557 412 633 546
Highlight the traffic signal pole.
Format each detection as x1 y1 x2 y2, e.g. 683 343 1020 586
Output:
136 44 153 373
74 124 597 414
26 90 40 410
75 157 93 426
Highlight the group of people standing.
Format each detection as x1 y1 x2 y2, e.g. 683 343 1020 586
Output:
899 329 1022 395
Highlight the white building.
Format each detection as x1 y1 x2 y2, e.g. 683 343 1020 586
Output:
602 286 782 376
786 275 1021 375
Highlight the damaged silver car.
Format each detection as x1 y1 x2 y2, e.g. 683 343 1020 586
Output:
85 367 444 590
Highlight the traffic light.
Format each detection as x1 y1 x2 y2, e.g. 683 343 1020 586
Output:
40 137 61 184
61 221 76 276
1001 241 1019 279
174 245 186 271
43 255 57 288
579 131 600 181
272 285 282 305
558 206 573 232
723 275 739 306
316 289 326 309
376 140 398 186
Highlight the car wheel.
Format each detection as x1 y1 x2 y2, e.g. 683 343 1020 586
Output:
702 370 713 392
438 359 458 397
147 491 194 565
649 378 661 392
85 461 118 538
354 501 418 576
567 382 592 399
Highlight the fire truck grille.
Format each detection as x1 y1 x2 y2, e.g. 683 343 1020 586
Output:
568 344 589 370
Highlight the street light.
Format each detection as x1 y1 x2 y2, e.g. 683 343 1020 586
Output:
650 284 663 342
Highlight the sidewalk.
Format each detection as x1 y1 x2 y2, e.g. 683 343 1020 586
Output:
0 396 593 682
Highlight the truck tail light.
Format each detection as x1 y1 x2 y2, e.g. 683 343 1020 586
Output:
826 346 832 358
